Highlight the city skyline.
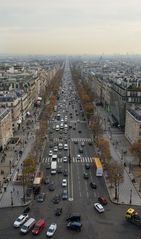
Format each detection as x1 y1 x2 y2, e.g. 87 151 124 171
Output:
1 0 141 55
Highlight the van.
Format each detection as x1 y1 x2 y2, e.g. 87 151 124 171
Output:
20 218 36 234
32 219 45 235
66 214 81 222
67 221 82 232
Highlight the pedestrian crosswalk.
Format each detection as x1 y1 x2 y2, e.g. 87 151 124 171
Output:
71 138 93 142
49 138 93 142
42 157 93 163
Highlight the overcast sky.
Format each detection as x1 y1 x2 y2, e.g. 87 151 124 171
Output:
1 0 141 55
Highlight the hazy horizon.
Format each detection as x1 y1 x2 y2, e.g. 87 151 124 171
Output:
1 0 141 55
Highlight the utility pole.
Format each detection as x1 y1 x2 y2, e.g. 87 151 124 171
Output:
129 189 132 204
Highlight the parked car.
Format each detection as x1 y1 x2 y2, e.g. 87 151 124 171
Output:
62 179 67 187
98 196 108 205
94 203 104 213
32 219 45 235
46 223 57 237
13 214 29 228
62 189 68 200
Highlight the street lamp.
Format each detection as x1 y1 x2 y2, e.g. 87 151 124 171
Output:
11 191 13 206
9 160 12 174
129 189 132 204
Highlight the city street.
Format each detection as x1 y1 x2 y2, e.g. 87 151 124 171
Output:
0 61 141 239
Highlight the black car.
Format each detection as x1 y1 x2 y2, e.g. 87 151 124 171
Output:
67 222 82 232
48 182 55 191
85 163 90 169
83 172 89 179
63 169 68 177
23 207 30 214
62 190 68 200
57 166 63 174
90 182 97 189
52 194 61 204
37 193 46 202
55 207 62 216
66 214 81 222
46 163 51 170
79 147 83 153
44 176 50 185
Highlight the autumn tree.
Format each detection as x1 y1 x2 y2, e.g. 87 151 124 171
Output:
97 137 111 163
107 161 124 200
90 114 103 142
129 142 141 166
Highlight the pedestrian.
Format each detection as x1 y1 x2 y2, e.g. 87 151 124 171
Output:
17 190 19 196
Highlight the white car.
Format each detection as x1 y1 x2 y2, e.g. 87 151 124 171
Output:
64 144 68 150
53 146 58 152
13 214 29 228
94 203 104 213
77 154 81 160
46 223 57 237
63 156 68 162
49 150 53 157
62 179 67 187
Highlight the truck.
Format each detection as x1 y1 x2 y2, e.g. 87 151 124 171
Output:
33 171 43 194
51 161 57 175
125 208 141 226
94 157 103 176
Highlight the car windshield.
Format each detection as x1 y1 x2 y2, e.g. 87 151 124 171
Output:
48 228 54 232
17 217 23 222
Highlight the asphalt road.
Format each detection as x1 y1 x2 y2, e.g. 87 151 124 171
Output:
0 62 141 239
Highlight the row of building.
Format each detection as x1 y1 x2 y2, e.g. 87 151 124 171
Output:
0 58 62 150
79 56 141 144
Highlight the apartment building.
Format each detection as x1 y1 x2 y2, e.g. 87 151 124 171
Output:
0 108 13 150
125 107 141 144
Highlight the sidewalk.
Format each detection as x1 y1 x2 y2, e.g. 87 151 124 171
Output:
97 106 141 206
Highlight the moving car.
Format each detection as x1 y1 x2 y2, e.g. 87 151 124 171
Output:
98 196 108 205
55 208 62 216
90 182 97 189
32 219 45 235
85 163 90 169
52 194 61 204
66 214 81 222
13 214 29 228
48 182 55 191
37 193 46 202
49 150 53 157
63 169 68 177
94 203 104 213
63 156 68 162
46 223 57 237
44 176 50 185
77 154 81 160
83 172 89 179
67 221 82 232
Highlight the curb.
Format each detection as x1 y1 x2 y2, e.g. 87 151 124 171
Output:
0 199 32 209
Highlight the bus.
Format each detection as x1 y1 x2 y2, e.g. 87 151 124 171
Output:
94 157 103 176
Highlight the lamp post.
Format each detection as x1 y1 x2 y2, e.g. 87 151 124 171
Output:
11 191 13 206
9 160 12 174
129 189 132 204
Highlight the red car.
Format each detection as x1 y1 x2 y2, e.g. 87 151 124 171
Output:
32 219 45 235
98 196 107 205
